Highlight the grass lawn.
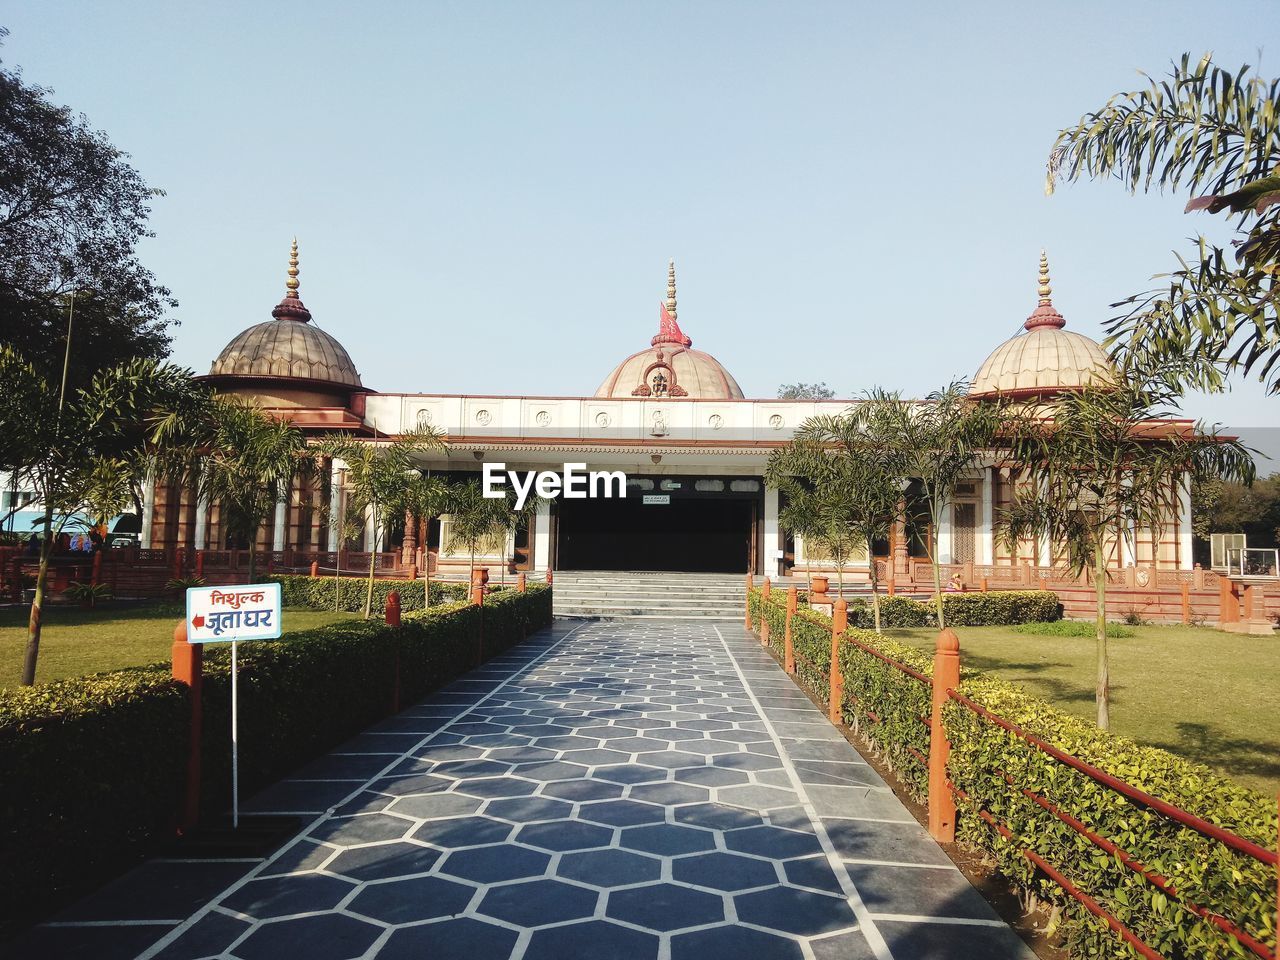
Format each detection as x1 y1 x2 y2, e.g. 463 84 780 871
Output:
888 622 1280 797
0 603 361 689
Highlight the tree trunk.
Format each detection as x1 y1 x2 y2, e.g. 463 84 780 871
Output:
422 514 433 609
247 537 257 584
868 553 882 634
20 504 55 686
1094 540 1110 731
364 505 378 620
929 526 946 629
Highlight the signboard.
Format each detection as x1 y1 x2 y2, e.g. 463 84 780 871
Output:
642 494 671 505
186 584 282 643
184 582 282 829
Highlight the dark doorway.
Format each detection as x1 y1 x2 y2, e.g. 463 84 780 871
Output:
557 494 754 572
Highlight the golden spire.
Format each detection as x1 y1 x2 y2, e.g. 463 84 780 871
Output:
286 237 300 297
1037 249 1052 304
666 258 678 323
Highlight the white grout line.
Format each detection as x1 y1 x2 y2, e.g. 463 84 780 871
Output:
135 624 590 960
713 625 894 960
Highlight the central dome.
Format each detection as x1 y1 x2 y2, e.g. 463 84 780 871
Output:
595 261 745 400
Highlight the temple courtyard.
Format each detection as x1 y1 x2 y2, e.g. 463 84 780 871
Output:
10 619 1035 960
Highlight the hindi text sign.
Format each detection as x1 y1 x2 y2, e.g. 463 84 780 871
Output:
186 584 282 643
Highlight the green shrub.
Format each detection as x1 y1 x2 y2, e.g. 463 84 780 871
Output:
947 674 1277 960
270 573 467 614
748 586 1277 960
845 590 1061 628
0 584 553 936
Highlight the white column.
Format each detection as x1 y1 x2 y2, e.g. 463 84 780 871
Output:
1178 474 1194 570
533 498 552 572
139 470 155 549
979 468 994 564
272 496 287 551
764 486 780 576
328 459 344 549
937 497 953 565
193 463 210 551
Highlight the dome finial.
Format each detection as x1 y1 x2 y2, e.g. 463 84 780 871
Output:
1024 249 1065 331
666 258 677 323
286 237 300 297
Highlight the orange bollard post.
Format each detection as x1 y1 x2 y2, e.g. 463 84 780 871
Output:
170 619 203 834
310 560 319 578
546 569 553 586
828 599 847 725
385 590 401 626
928 627 961 842
784 587 797 674
385 591 402 713
980 577 989 593
517 573 526 593
1180 582 1191 624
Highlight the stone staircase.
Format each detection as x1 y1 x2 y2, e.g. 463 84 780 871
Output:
552 571 747 620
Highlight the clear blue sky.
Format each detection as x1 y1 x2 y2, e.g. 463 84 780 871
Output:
4 2 1278 435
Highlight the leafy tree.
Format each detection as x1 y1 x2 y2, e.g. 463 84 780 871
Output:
404 471 453 606
1049 54 1280 393
854 383 1002 627
999 376 1253 729
321 428 445 618
444 480 511 586
0 345 201 685
198 398 309 584
777 382 837 401
1193 472 1280 547
766 414 902 631
0 32 174 390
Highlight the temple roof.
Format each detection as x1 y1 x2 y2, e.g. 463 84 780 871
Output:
969 252 1114 399
595 261 745 400
208 240 363 389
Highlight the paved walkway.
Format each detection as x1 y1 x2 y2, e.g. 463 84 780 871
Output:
15 620 1035 960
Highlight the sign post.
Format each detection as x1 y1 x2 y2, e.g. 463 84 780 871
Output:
185 582 282 829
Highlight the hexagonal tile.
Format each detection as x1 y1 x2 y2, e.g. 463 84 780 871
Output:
308 813 413 845
560 748 632 766
672 851 779 890
388 792 483 819
347 874 476 923
373 773 455 797
626 782 711 806
634 750 707 770
619 823 717 856
233 912 381 960
724 825 823 859
557 848 663 887
478 878 599 927
516 819 614 852
595 765 668 785
674 766 751 787
465 732 536 748
484 745 561 764
715 784 797 811
602 737 669 753
515 760 590 781
531 735 603 751
439 844 550 883
733 886 857 936
673 803 765 831
412 815 514 848
432 758 515 779
670 925 804 960
523 920 659 960
327 841 441 881
222 874 356 920
606 882 725 932
578 799 667 827
485 796 575 822
454 776 542 799
379 917 519 960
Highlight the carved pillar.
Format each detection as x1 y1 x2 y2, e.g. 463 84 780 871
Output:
402 507 417 564
891 502 909 578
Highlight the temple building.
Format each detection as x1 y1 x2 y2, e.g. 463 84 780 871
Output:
135 243 1196 581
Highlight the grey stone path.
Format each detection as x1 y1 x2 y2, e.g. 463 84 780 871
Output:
20 620 1036 960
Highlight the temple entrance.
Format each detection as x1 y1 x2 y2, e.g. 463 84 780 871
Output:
556 476 760 573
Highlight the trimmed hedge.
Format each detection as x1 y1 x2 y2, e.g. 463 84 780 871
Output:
747 586 1278 960
0 584 553 936
847 590 1062 629
271 573 467 613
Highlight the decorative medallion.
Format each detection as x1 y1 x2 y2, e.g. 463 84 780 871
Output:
708 414 723 430
415 409 433 428
768 414 784 430
651 410 669 436
535 410 552 426
594 412 611 428
475 409 492 426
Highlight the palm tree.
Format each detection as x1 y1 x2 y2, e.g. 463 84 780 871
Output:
766 412 902 631
404 471 453 607
854 384 1002 628
199 398 308 584
321 427 445 618
999 375 1253 729
0 347 202 685
445 480 511 587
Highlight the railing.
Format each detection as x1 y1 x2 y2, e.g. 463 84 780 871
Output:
742 578 1280 960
